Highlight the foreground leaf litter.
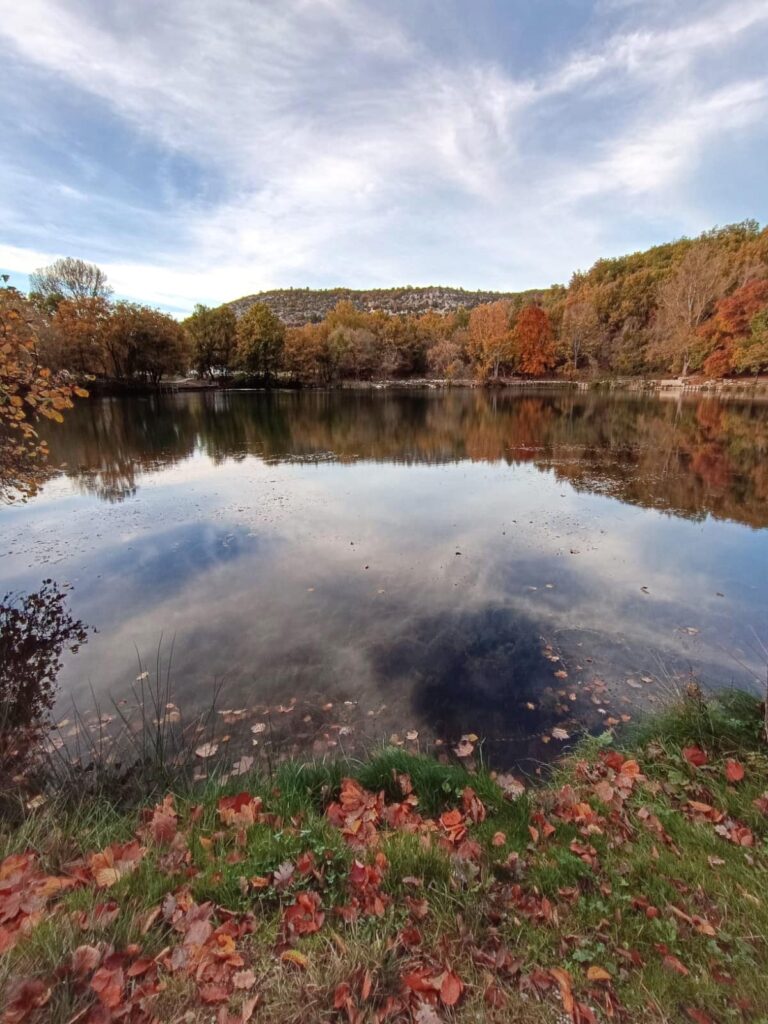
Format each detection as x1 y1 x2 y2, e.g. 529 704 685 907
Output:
2 725 768 1024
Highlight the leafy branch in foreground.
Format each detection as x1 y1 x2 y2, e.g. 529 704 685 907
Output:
0 286 87 502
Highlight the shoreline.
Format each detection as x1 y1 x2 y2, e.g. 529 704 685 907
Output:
85 374 768 399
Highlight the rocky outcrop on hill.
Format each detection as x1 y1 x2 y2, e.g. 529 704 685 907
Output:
228 285 544 325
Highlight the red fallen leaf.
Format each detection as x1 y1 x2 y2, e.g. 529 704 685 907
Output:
753 792 768 815
461 787 486 824
439 971 463 1006
2 979 51 1024
334 981 352 1009
682 746 708 768
125 957 155 977
89 840 145 888
200 983 230 1004
725 759 745 783
360 969 373 1001
403 969 440 994
662 954 689 977
484 983 507 1008
282 891 324 937
549 967 574 1015
601 750 625 772
91 964 125 1008
399 925 422 947
491 831 506 847
684 1009 715 1024
72 944 101 975
145 794 178 844
218 793 264 828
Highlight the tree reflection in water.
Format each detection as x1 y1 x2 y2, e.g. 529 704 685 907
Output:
43 389 768 527
1 580 88 736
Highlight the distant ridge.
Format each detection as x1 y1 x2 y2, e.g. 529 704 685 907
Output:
228 285 551 326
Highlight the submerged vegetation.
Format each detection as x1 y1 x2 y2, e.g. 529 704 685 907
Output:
1 690 767 1023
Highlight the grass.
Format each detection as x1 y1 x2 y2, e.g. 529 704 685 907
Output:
1 689 767 1023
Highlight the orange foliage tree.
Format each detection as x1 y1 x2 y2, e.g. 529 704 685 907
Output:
0 287 87 501
513 305 555 377
699 278 768 377
467 301 513 381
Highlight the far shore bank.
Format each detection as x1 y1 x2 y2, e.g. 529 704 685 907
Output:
86 373 768 399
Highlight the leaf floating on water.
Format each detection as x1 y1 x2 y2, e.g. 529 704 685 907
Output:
405 730 419 741
251 722 267 735
551 727 570 741
195 742 219 759
554 669 568 679
454 739 475 758
231 756 254 776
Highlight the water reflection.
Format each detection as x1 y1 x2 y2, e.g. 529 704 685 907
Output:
2 388 767 769
45 389 768 527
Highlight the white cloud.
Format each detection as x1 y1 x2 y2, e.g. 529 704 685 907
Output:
0 0 765 309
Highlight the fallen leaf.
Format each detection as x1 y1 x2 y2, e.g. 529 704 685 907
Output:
551 727 570 741
586 965 611 982
725 759 744 783
195 742 219 759
439 971 463 1006
682 746 707 767
280 949 309 969
662 954 689 977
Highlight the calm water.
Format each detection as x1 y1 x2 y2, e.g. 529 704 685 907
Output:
3 388 768 768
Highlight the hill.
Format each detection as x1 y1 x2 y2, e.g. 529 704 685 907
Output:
228 285 551 325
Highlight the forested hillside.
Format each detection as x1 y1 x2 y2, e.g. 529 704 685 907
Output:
228 286 548 326
5 220 768 390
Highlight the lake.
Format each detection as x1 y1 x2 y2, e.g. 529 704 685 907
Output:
3 387 768 770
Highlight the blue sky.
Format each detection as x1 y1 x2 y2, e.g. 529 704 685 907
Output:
1 0 766 314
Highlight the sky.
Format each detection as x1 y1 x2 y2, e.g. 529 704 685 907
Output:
0 0 766 315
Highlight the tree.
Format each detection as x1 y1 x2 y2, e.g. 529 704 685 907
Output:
51 297 111 376
104 302 188 383
236 303 285 381
0 287 87 501
734 310 768 376
467 301 513 380
183 304 237 379
649 244 728 375
698 278 768 377
30 257 111 304
560 293 600 374
513 305 556 377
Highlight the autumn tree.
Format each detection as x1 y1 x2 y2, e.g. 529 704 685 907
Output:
698 278 768 377
513 305 556 377
467 301 513 380
103 302 188 383
649 244 728 375
0 287 87 501
50 297 111 376
30 257 111 305
734 310 768 376
560 293 600 375
183 304 237 379
236 302 285 381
